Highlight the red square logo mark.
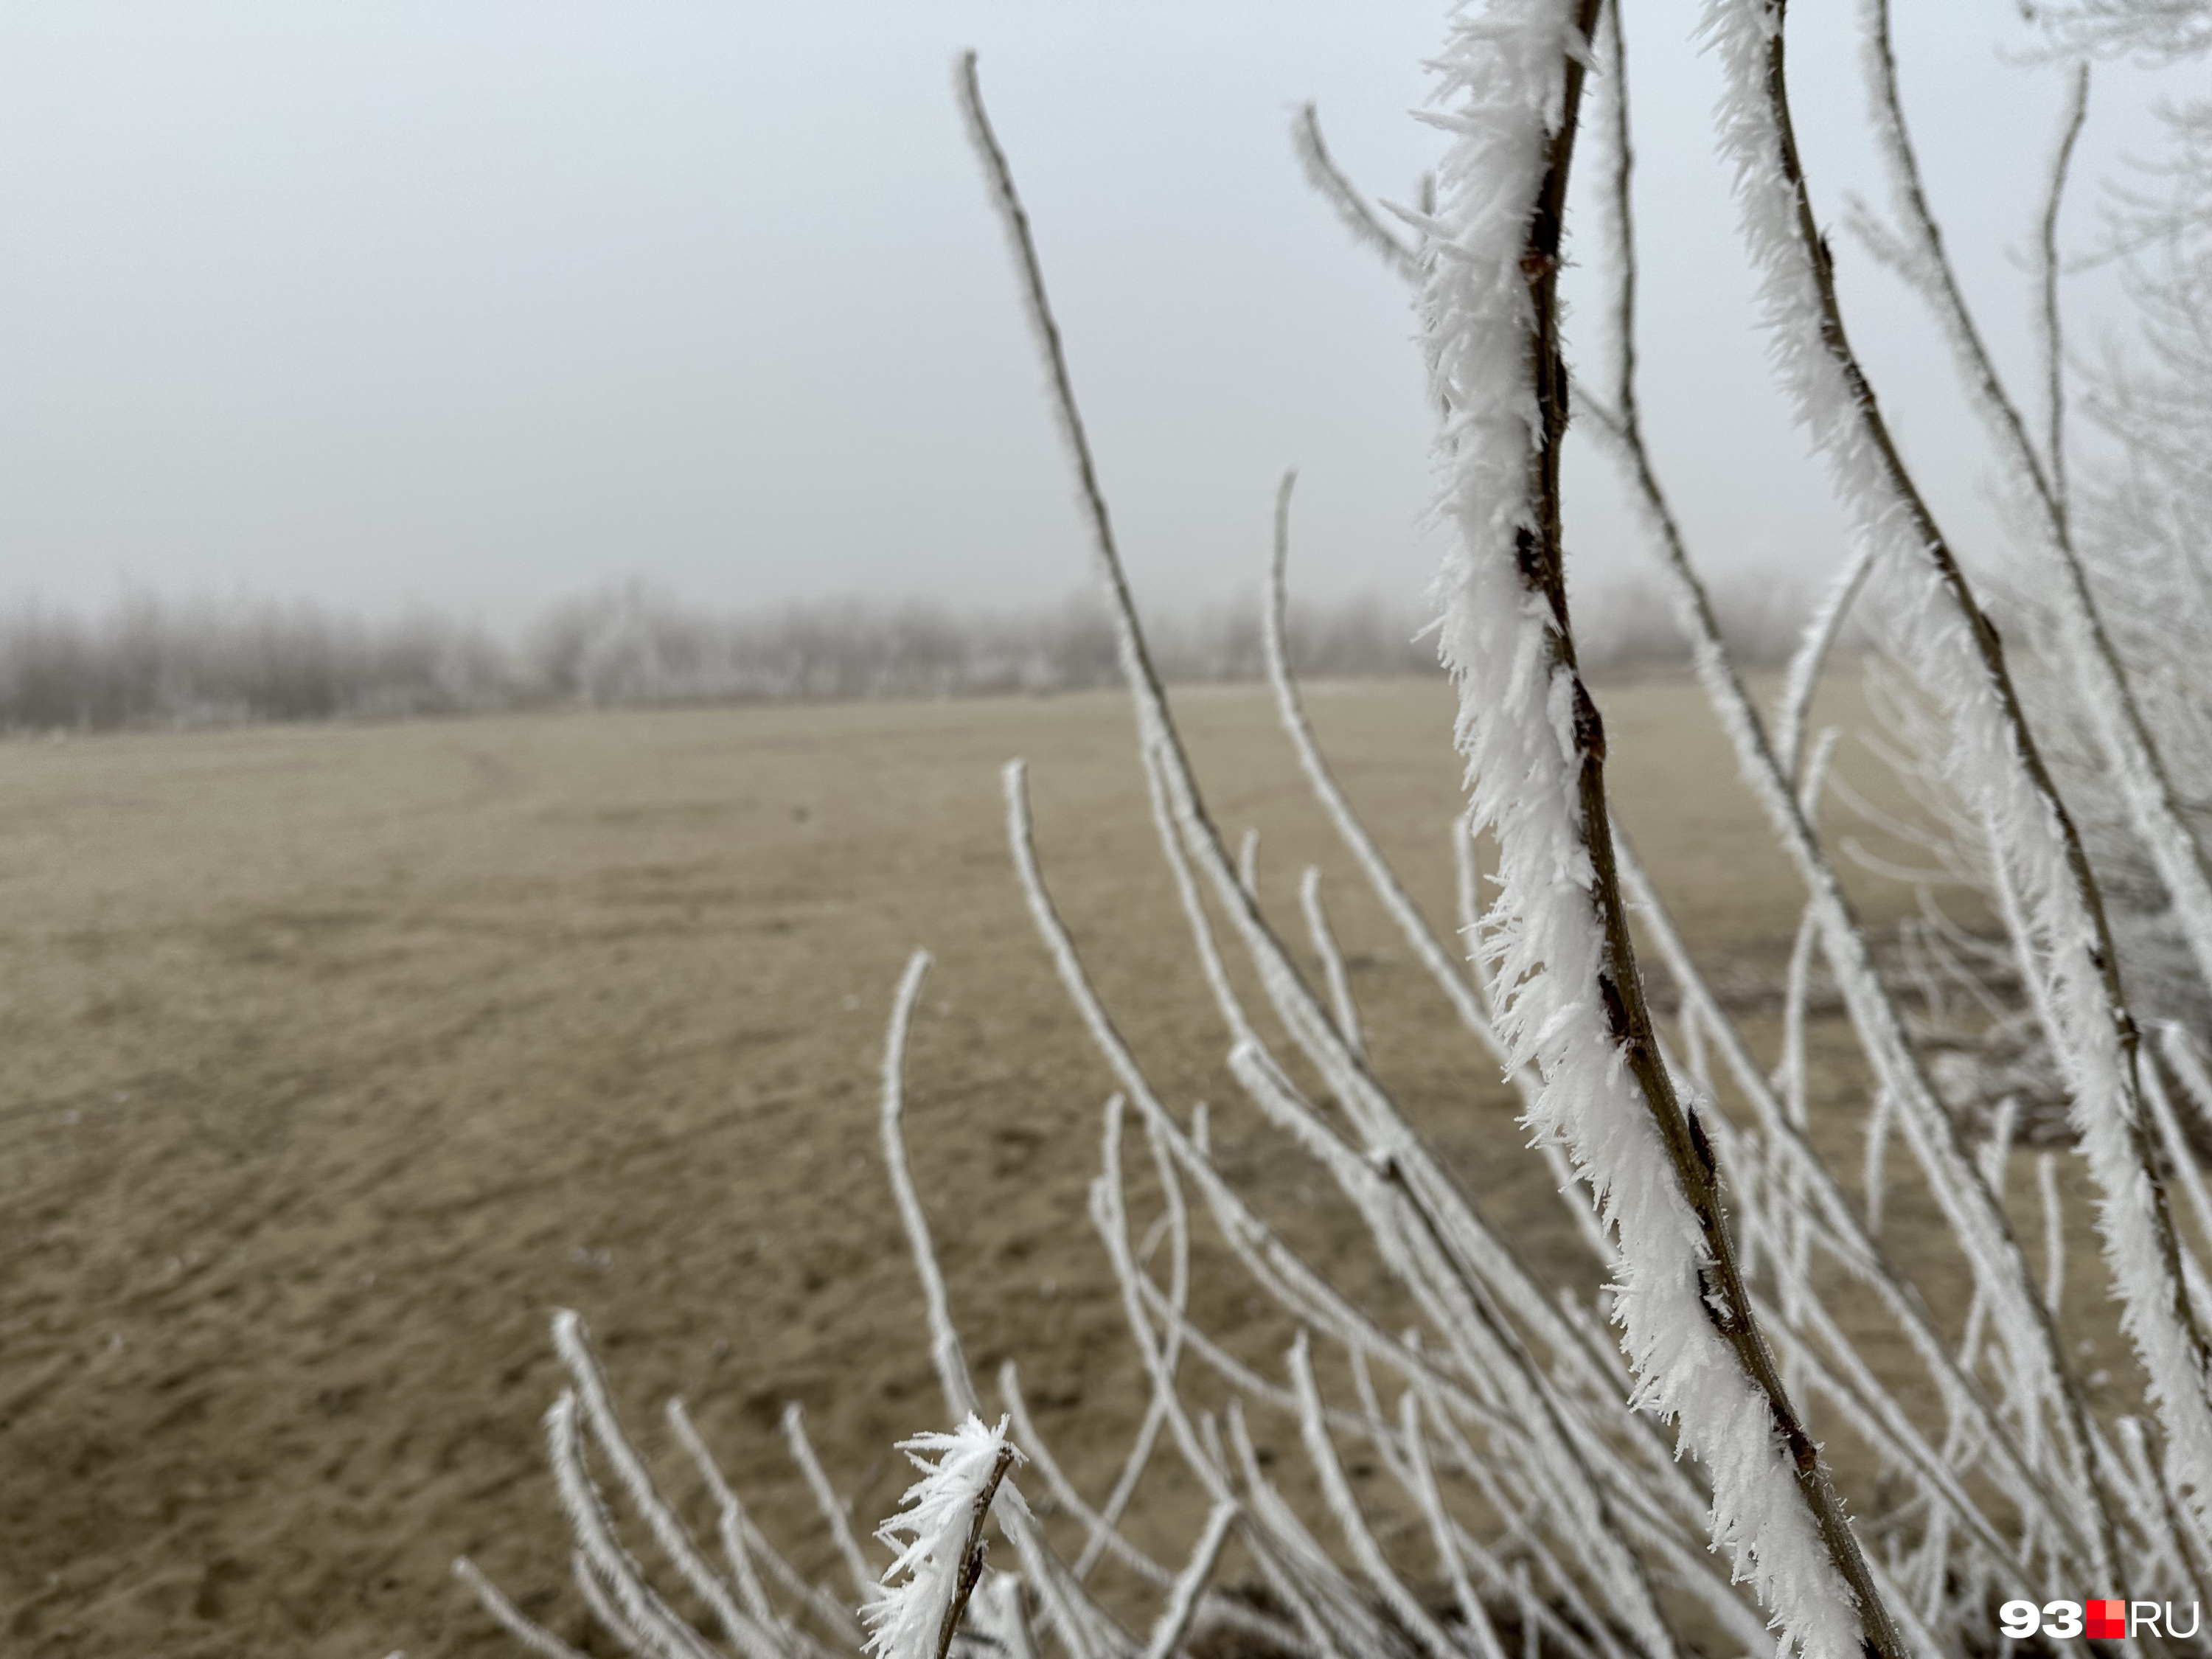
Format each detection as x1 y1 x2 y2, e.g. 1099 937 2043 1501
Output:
2087 1600 2127 1640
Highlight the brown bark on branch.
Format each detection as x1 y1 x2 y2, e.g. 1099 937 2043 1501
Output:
1500 7 1906 1656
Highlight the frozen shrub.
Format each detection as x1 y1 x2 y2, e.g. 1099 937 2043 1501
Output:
459 7 2212 1659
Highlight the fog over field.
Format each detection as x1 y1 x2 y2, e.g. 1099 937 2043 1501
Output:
0 2 2191 624
0 573 1832 730
7 4 2212 1659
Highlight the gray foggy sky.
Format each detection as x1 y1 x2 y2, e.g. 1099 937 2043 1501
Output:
0 3 2188 627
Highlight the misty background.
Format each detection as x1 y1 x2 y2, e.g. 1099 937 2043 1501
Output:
0 1 2192 725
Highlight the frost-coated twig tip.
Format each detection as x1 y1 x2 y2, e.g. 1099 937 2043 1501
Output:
863 1415 1030 1659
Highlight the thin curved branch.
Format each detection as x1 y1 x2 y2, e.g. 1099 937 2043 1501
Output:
2039 61 2093 523
1291 104 1423 282
1715 0 2212 1557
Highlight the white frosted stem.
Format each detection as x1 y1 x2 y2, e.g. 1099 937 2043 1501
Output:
1127 1261 1508 1466
1863 1088 1893 1241
1289 1334 1471 1659
1775 547 1877 785
877 950 980 1419
1137 1502 1237 1659
981 1576 1040 1659
725 1500 869 1653
1291 105 1424 283
1263 477 1506 1067
996 1361 1177 1593
1298 866 1364 1060
664 1399 788 1640
1263 483 1621 1265
1395 1390 1511 1659
2039 1155 2067 1318
552 1311 777 1659
573 1550 657 1658
2164 1025 2212 1133
1075 1114 1193 1580
456 1558 595 1659
1214 1481 1347 1659
1221 1401 1402 1659
782 1402 877 1607
2147 1031 2212 1262
2116 1416 2210 1599
1455 810 1482 972
972 55 1604 1421
1761 1282 2025 1571
543 1391 723 1659
875 939 1109 1659
1222 1039 1701 1620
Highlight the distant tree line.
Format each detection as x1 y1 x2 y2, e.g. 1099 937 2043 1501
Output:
0 574 1834 732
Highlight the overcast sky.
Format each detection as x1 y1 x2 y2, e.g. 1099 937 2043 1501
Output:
0 2 2188 627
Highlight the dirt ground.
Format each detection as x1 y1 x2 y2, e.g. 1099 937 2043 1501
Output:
0 672 2124 1657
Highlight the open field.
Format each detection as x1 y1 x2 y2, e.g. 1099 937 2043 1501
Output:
0 674 2140 1657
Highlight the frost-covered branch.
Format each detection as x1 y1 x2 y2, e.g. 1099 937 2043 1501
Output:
1860 0 2212 1059
1422 5 1899 1654
2037 61 2092 521
862 1416 1027 1659
1706 0 2212 1545
1591 0 2120 1579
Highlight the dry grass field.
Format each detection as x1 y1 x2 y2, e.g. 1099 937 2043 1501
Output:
0 672 2129 1658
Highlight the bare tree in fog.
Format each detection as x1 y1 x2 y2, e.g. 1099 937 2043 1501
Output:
0 574 1830 734
0 593 513 730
